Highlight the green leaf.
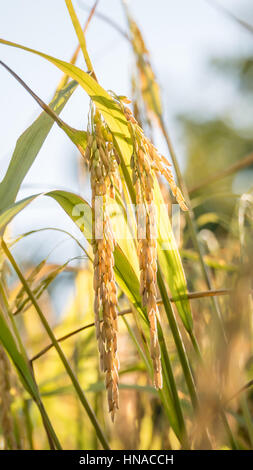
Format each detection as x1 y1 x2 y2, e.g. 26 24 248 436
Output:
46 190 92 241
0 311 38 398
65 0 94 74
0 194 39 230
154 179 193 332
0 190 142 315
0 80 77 212
0 39 132 162
46 190 144 316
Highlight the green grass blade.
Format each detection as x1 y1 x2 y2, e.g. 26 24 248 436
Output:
154 179 193 332
0 190 140 318
122 313 186 442
0 81 77 212
0 38 132 162
0 309 38 400
65 0 95 75
157 265 198 409
46 190 144 315
0 61 88 160
0 195 39 229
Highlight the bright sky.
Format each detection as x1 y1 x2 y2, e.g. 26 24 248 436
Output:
0 0 252 272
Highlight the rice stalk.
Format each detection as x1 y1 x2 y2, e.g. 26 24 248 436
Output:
0 345 16 449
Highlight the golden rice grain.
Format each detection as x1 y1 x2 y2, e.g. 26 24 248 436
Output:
86 109 120 420
124 106 163 387
120 98 187 388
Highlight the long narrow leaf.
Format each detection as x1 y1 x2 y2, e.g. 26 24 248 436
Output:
0 80 77 212
0 39 132 161
65 0 95 75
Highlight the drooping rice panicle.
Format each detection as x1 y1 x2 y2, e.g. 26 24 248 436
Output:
127 15 163 122
133 151 163 389
123 103 187 211
129 132 162 388
119 99 187 389
85 109 120 421
84 93 187 407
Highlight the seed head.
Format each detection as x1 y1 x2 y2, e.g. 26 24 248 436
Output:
88 108 121 420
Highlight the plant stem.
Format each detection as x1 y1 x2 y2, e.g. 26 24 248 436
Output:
23 399 34 450
157 265 198 409
157 322 189 447
189 151 253 194
30 288 232 362
220 409 238 450
123 312 188 446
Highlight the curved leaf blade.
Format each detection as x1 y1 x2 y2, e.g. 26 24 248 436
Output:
0 39 132 161
0 80 77 212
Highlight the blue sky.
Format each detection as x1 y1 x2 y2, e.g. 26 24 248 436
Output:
0 0 252 268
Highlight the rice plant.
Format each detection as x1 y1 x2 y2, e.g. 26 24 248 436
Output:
0 0 252 450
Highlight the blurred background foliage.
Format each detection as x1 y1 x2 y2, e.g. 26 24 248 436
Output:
0 0 253 450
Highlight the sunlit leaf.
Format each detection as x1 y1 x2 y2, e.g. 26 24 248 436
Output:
0 80 77 212
65 0 94 74
0 39 132 162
